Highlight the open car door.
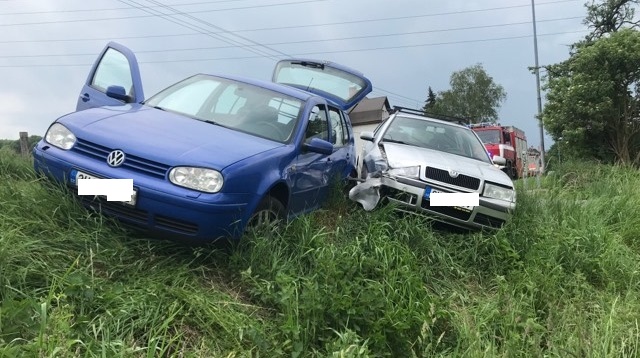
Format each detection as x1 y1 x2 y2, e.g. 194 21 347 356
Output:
272 59 372 112
76 41 144 111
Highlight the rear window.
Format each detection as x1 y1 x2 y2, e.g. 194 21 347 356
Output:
273 60 367 104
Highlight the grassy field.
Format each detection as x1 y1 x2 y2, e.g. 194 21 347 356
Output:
1 147 639 357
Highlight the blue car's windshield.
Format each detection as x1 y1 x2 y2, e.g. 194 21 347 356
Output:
144 74 303 143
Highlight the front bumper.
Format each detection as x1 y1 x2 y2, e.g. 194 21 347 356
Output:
33 144 252 241
378 175 514 230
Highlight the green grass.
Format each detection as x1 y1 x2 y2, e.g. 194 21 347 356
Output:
1 148 639 357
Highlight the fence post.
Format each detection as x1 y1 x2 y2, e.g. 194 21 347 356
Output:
19 131 29 157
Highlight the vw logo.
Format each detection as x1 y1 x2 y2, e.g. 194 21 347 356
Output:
107 150 126 167
448 169 459 178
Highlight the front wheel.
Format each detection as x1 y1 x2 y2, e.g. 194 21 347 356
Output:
245 196 285 235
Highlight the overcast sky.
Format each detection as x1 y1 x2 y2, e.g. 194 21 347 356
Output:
0 0 591 150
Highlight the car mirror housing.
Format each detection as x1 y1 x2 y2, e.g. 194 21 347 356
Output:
106 85 132 103
303 137 334 155
492 155 507 166
360 131 374 142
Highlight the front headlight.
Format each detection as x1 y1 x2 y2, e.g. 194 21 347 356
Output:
169 167 224 193
387 165 420 179
483 183 515 201
45 123 76 150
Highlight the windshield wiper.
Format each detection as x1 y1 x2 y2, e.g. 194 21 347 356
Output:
382 138 409 145
292 60 324 70
201 119 219 126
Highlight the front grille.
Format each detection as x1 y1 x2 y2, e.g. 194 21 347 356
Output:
71 187 199 235
424 167 480 190
473 213 505 228
73 139 170 178
385 187 418 205
420 199 472 221
155 215 198 235
72 187 149 223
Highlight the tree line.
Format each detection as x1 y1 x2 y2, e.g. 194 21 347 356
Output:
422 0 640 167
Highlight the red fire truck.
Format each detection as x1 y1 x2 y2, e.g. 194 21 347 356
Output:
469 122 528 179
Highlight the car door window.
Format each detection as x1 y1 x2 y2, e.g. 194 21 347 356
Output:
305 105 329 142
328 107 348 146
91 48 134 97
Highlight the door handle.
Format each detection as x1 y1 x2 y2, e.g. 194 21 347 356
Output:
80 93 90 102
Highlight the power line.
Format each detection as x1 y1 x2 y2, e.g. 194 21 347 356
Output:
372 89 422 106
0 0 583 106
0 0 251 16
93 1 585 106
0 29 588 68
116 0 285 62
122 0 425 105
0 0 580 18
116 0 281 61
0 0 327 27
0 1 583 43
137 0 290 58
223 0 582 34
0 16 584 59
0 32 198 45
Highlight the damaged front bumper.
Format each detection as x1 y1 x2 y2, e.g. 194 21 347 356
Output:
349 174 514 230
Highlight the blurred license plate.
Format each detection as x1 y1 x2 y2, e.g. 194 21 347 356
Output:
423 186 473 211
70 169 137 206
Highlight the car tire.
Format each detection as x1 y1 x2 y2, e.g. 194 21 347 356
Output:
246 196 285 234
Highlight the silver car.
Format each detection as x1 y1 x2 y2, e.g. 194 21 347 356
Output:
350 109 516 230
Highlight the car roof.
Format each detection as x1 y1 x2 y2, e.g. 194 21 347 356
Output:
196 71 317 102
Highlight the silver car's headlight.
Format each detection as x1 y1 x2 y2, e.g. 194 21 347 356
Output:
483 183 515 201
387 165 420 179
169 167 223 193
45 123 76 150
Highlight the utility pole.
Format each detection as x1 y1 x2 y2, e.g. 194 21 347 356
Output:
531 0 545 174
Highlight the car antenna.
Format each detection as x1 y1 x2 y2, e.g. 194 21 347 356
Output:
306 78 314 92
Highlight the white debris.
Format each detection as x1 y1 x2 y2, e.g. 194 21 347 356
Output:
348 177 383 211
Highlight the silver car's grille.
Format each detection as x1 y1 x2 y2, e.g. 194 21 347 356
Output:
473 213 505 228
73 138 170 178
420 199 472 221
424 167 480 190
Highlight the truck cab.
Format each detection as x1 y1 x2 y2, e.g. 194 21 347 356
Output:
469 122 527 180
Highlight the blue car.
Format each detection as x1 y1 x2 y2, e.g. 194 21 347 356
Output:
33 42 372 242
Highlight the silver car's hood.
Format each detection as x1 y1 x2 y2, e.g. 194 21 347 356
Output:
382 142 513 188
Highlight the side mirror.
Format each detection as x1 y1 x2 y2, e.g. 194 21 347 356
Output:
360 131 374 142
106 85 131 103
492 155 507 166
303 137 333 155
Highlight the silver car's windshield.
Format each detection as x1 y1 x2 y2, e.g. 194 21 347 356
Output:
381 115 491 163
144 74 303 143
